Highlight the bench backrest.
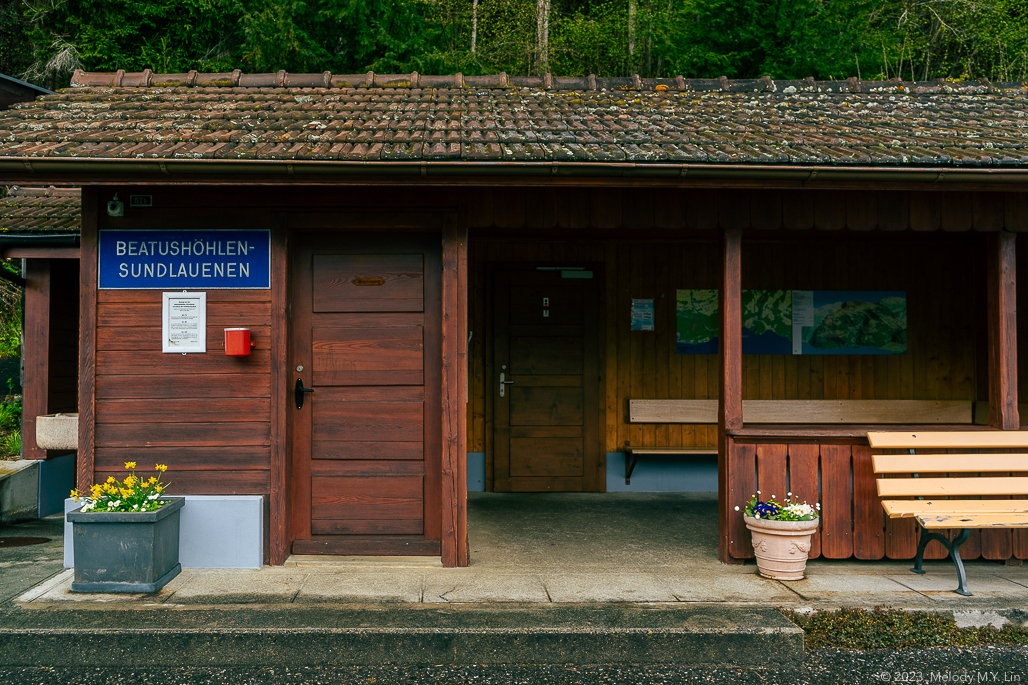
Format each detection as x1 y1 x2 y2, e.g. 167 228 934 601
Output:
870 430 1028 499
629 400 973 425
867 431 1028 449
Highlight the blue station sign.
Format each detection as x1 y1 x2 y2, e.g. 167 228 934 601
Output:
99 230 271 289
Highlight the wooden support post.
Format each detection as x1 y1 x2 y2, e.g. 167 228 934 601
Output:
441 218 469 567
718 229 743 563
22 260 50 460
269 218 290 565
987 231 1019 430
77 189 98 491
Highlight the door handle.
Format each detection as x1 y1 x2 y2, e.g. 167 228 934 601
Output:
499 372 515 398
295 378 314 409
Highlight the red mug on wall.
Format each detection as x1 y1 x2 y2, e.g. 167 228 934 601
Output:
224 328 253 356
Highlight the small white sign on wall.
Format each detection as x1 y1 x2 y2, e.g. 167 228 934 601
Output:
162 291 206 353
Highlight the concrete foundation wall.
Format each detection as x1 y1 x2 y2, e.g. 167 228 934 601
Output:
65 495 264 569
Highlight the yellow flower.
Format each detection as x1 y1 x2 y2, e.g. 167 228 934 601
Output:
147 477 157 485
125 475 137 487
106 476 116 484
155 464 168 472
70 489 78 498
124 461 136 470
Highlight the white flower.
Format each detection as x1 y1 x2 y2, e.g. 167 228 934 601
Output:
771 495 776 499
787 492 792 497
757 491 761 495
754 514 761 519
734 506 739 511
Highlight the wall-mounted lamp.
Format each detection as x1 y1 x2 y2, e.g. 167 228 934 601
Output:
224 328 254 356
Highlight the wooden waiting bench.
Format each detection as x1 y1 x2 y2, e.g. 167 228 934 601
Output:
623 400 973 485
869 430 1028 596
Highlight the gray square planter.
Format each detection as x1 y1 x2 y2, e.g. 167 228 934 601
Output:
67 497 184 593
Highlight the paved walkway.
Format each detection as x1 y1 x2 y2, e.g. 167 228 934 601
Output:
14 493 1028 609
4 493 1028 668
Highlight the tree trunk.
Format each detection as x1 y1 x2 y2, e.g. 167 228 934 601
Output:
628 0 637 71
537 0 549 74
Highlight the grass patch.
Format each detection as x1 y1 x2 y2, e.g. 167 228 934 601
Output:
0 394 20 460
783 607 1028 650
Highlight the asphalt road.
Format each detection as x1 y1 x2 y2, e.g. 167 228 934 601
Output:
1 647 1027 685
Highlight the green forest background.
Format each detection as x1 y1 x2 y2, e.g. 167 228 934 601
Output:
1 0 1028 90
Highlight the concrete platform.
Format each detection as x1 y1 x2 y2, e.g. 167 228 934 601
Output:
4 493 1028 668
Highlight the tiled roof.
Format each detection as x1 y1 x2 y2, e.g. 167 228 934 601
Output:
0 186 80 233
0 70 1026 170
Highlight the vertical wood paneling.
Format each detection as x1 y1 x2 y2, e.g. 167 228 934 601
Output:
852 444 885 560
820 444 853 558
787 444 822 559
727 441 756 558
756 444 787 503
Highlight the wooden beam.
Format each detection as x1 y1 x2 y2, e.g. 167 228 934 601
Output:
441 216 469 567
269 216 289 566
3 246 80 259
77 189 98 491
988 231 1019 429
21 259 50 460
718 228 743 564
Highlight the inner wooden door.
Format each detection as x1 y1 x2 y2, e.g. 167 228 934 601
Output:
290 233 442 555
492 268 603 492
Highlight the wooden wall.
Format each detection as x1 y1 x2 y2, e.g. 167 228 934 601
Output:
92 288 273 497
726 437 1028 561
468 189 990 491
79 193 281 559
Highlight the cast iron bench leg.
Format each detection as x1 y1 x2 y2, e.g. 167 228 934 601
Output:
911 527 972 596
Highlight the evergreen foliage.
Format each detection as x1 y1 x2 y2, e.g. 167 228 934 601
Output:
1 0 1027 89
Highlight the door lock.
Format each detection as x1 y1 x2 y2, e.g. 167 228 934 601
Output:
295 378 314 409
499 372 515 398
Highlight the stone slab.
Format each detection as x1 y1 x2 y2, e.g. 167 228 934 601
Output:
296 572 423 603
0 604 804 668
423 572 549 603
542 573 678 603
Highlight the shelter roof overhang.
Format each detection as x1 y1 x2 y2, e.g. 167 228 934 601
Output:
3 70 1028 190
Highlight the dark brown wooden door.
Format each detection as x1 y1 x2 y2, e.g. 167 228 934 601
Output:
291 233 441 555
492 269 602 492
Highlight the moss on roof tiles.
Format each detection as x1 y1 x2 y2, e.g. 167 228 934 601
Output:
0 80 1027 167
0 187 80 234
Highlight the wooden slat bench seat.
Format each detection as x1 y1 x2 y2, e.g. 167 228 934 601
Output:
869 430 1028 596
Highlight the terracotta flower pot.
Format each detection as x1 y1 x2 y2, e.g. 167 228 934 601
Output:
744 514 820 580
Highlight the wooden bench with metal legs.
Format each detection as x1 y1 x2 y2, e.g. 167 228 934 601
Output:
621 400 973 486
869 431 1028 596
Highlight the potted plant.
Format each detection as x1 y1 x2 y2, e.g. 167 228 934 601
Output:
68 462 183 593
737 492 820 581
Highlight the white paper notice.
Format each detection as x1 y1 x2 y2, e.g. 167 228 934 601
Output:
162 292 207 353
791 290 813 355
